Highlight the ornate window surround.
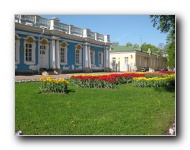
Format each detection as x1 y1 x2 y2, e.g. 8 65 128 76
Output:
98 50 103 67
23 36 36 65
75 44 82 65
60 41 69 65
90 49 95 67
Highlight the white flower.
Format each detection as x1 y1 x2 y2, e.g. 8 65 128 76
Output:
169 128 174 135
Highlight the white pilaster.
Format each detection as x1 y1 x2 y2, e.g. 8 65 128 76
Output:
50 39 56 68
107 48 110 68
84 44 88 68
104 46 110 68
55 40 60 69
88 45 91 68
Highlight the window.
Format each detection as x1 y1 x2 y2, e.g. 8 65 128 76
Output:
76 49 80 64
150 58 152 66
90 49 95 66
60 47 65 63
60 42 68 65
26 43 32 61
24 36 36 65
40 45 46 55
98 51 103 66
75 44 82 65
124 57 128 65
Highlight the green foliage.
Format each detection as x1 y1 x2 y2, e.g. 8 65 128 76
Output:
150 15 175 67
140 42 161 56
126 42 133 47
150 15 175 34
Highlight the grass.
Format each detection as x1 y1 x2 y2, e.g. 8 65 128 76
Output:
15 82 175 135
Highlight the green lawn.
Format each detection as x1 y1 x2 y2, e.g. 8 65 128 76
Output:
15 82 175 135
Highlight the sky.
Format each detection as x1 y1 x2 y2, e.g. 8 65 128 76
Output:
41 15 168 47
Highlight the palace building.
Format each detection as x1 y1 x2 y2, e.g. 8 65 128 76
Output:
15 15 111 75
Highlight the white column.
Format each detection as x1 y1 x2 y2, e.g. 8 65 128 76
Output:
108 47 110 68
88 45 91 68
84 44 88 68
105 48 108 68
56 40 60 69
50 39 56 68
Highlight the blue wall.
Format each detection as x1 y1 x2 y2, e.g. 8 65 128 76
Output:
15 29 105 71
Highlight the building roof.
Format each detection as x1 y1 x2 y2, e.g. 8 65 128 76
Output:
110 46 141 52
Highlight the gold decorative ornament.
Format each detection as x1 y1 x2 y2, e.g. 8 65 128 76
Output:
61 42 67 47
25 37 35 43
40 39 48 45
76 45 82 49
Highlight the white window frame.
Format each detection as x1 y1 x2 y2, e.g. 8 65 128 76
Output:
15 34 20 65
60 47 66 64
75 44 82 65
90 49 95 66
59 41 68 65
24 36 36 65
124 57 128 65
98 51 103 66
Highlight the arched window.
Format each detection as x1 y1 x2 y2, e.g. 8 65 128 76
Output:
75 44 82 65
98 50 103 66
23 36 36 65
90 48 95 66
60 42 69 65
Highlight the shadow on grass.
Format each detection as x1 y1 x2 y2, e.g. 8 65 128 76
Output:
65 89 76 94
38 89 76 94
154 86 175 93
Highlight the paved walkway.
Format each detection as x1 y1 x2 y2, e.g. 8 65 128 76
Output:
15 72 122 81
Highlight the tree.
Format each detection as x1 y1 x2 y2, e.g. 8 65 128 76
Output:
111 41 119 47
150 15 175 68
126 42 133 47
133 44 140 49
158 43 167 57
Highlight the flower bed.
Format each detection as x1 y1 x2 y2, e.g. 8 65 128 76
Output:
133 74 175 87
69 73 145 89
39 76 69 93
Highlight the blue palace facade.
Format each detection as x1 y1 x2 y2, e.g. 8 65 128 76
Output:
15 15 111 75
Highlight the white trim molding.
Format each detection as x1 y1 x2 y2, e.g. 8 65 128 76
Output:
60 41 69 65
15 34 21 65
23 36 36 65
90 49 95 67
75 44 83 66
98 50 103 67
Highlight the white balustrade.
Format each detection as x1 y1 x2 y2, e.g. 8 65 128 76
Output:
15 15 110 42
